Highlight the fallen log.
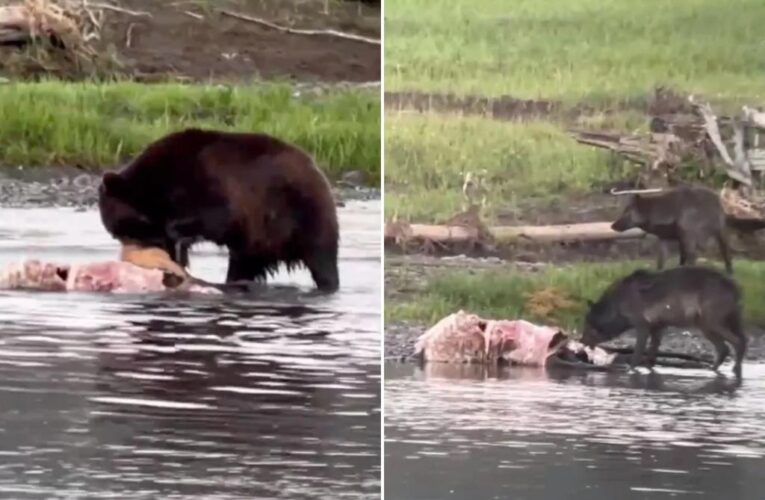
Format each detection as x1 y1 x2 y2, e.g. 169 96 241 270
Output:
384 221 647 245
0 27 26 44
0 5 28 28
0 4 28 44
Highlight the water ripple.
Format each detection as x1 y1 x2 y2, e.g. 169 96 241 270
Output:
385 362 765 500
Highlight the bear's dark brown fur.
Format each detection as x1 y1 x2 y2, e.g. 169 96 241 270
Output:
97 128 339 292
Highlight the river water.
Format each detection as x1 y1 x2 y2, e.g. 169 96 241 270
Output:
0 201 381 499
385 362 765 500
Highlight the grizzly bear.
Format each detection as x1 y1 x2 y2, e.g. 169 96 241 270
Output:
97 128 340 292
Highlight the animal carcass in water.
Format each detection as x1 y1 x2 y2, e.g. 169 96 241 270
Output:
0 259 221 294
414 311 572 366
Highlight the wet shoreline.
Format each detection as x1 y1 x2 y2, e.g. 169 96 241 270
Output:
0 166 380 209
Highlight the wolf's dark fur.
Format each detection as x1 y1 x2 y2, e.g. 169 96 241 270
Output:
581 266 747 378
610 185 765 274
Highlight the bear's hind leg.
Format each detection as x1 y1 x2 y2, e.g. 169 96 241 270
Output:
303 246 339 292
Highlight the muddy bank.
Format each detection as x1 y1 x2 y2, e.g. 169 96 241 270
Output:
385 321 765 365
1 0 380 83
0 166 379 209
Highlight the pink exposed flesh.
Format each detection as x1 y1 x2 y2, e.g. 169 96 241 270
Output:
0 259 220 294
415 310 611 366
484 319 566 366
414 310 489 364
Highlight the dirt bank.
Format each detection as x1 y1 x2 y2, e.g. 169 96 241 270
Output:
1 0 380 83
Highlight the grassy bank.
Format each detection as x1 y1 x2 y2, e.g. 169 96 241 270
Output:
385 0 765 103
386 260 765 331
385 111 632 221
0 81 380 182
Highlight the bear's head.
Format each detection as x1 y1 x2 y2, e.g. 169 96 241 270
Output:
98 172 166 248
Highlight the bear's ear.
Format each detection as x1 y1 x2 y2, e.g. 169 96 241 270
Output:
100 172 131 200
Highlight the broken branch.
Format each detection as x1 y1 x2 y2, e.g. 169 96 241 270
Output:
219 9 380 46
691 97 752 185
88 2 150 17
183 10 203 21
610 188 664 195
125 22 134 48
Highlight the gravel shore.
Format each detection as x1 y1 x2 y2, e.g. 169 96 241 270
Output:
385 321 765 364
0 166 380 209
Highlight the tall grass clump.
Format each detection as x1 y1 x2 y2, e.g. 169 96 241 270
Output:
0 81 380 181
385 0 765 103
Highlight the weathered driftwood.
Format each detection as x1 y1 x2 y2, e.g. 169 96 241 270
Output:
570 129 687 176
742 106 765 130
0 27 25 43
691 96 752 185
0 5 27 26
384 221 646 245
0 4 28 43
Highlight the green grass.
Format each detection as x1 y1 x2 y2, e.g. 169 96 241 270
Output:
385 111 631 221
386 260 765 332
0 81 380 182
385 0 765 103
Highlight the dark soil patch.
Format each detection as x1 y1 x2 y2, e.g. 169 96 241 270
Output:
384 87 698 121
384 90 561 120
1 0 380 83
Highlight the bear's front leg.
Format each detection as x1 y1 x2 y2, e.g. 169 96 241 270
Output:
225 249 275 286
165 217 204 267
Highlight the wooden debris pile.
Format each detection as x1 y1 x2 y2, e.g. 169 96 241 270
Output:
0 0 102 53
570 92 765 193
0 0 129 76
720 185 765 220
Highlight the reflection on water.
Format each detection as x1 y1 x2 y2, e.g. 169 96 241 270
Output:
385 362 765 500
0 202 381 499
